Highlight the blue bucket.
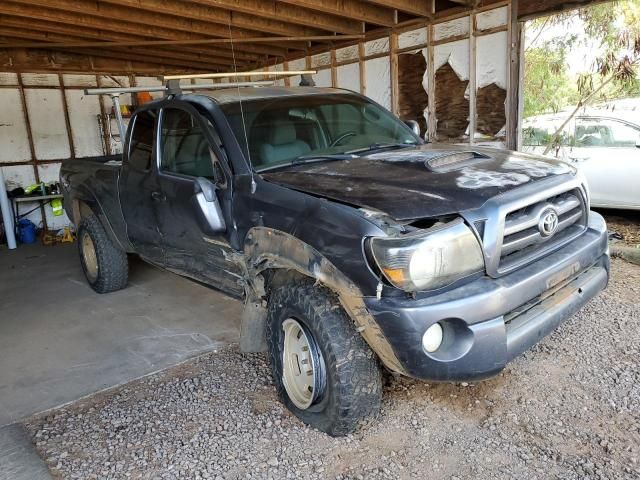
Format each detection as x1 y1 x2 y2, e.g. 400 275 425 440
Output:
17 219 37 244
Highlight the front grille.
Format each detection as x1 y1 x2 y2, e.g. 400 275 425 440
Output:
498 190 587 272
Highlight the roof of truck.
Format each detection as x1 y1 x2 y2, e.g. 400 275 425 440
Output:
194 86 351 104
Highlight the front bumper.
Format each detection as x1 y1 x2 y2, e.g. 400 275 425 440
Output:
364 211 609 381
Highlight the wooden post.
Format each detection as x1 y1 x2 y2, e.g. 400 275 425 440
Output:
506 0 523 150
468 12 477 145
390 32 399 115
330 49 337 87
358 42 366 95
58 74 76 159
427 24 437 142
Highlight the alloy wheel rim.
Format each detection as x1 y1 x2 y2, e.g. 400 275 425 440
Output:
281 318 324 410
81 233 99 282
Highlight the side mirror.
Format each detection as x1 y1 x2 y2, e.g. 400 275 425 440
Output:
192 176 226 234
636 138 640 149
404 120 421 137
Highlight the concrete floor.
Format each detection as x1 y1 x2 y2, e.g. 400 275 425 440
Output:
0 243 241 427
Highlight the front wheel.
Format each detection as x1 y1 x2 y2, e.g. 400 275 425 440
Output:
77 214 128 293
267 279 382 436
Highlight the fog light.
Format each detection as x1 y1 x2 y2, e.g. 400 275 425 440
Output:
422 323 443 353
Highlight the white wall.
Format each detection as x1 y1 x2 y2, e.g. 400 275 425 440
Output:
0 73 114 232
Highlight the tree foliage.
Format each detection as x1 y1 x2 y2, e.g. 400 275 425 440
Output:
524 0 640 121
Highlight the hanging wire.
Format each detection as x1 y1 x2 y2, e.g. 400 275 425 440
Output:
227 22 256 194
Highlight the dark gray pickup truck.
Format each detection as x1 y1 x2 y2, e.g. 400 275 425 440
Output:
61 86 609 436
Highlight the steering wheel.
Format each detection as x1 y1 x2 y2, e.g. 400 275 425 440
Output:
330 131 357 147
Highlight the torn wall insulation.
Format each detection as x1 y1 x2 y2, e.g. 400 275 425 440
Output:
336 45 359 63
65 91 104 157
0 89 31 162
337 63 360 93
364 38 390 56
24 89 71 160
435 63 470 141
476 31 508 137
314 69 332 88
477 84 507 136
433 16 470 42
364 56 391 110
311 52 331 68
476 32 508 89
398 52 429 133
398 27 428 49
427 39 470 91
476 6 508 30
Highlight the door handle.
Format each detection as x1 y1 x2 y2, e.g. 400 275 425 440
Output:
151 191 166 202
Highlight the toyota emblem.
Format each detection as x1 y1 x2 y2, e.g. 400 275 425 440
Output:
538 208 559 237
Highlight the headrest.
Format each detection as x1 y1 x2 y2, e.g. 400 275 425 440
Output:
268 120 297 145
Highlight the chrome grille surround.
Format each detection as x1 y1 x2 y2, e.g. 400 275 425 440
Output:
462 174 589 278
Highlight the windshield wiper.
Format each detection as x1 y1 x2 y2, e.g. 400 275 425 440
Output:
257 154 355 173
293 153 356 163
345 142 418 155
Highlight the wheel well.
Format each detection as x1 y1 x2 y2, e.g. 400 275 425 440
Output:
72 199 94 225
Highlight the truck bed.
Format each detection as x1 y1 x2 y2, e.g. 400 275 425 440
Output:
61 155 128 247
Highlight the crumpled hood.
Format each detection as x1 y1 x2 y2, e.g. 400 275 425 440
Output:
261 144 575 221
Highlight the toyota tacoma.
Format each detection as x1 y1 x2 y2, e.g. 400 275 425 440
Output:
61 86 609 436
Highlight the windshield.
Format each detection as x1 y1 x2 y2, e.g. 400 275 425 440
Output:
220 93 420 171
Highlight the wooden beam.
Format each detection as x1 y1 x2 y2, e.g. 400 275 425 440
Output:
0 14 262 63
506 1 523 150
189 0 363 35
0 36 225 71
1 48 196 74
0 28 245 69
0 35 364 50
101 0 327 38
363 0 431 17
1 1 290 57
277 0 396 26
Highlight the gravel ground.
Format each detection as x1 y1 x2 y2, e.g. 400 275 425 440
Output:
26 258 640 480
602 210 640 248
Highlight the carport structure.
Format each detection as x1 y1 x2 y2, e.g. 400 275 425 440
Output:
0 0 616 476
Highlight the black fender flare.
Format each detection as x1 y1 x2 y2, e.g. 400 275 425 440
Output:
69 185 131 252
240 227 404 374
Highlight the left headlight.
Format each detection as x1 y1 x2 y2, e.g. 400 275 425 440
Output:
369 218 485 292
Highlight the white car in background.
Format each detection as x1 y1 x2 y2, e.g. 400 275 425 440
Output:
522 112 640 210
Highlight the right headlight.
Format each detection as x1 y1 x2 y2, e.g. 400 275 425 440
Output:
369 218 485 292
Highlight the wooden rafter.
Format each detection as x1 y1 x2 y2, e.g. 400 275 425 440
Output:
188 0 364 35
277 0 397 26
0 1 294 57
0 30 236 70
362 0 432 17
0 35 365 50
0 15 263 63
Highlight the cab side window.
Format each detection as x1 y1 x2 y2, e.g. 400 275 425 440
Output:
160 108 225 184
128 110 156 171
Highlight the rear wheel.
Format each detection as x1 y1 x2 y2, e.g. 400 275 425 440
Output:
77 214 128 293
267 279 382 436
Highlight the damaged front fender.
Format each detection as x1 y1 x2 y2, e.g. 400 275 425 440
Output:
236 227 405 374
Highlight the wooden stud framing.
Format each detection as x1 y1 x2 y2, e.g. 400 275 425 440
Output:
390 32 399 115
58 74 76 159
468 12 477 145
358 42 366 95
426 24 437 142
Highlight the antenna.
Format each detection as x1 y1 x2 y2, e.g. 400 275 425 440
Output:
227 22 256 194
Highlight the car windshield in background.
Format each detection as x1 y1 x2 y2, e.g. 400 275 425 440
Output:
221 94 420 171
